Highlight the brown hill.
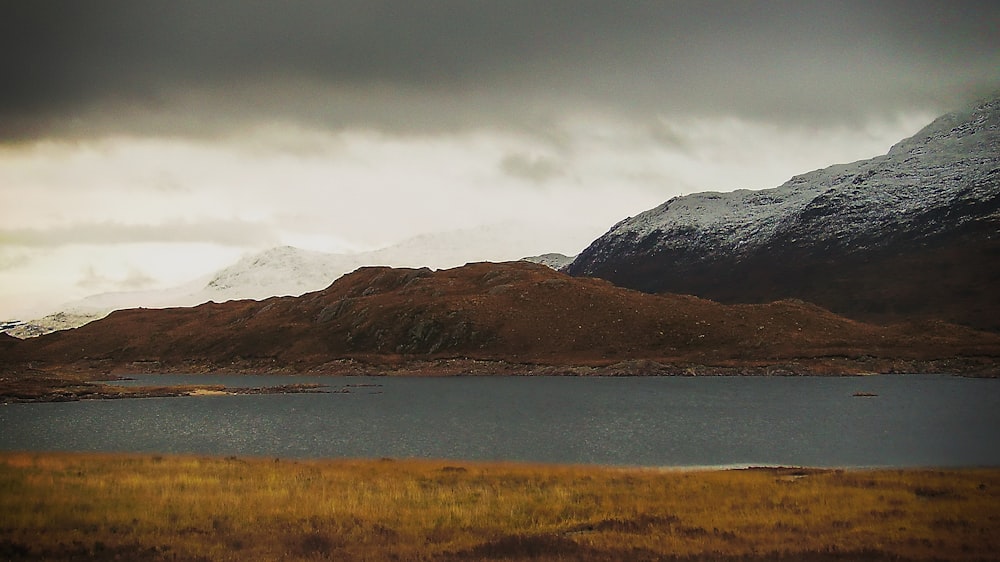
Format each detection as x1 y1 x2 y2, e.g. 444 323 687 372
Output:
3 262 999 377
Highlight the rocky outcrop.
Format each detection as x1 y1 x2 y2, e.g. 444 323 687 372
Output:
520 253 575 271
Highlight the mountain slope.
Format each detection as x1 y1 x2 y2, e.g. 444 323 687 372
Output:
567 97 1000 330
4 262 998 377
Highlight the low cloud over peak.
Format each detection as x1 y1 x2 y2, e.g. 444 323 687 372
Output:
0 220 278 249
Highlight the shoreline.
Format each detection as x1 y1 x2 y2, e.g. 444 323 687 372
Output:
3 450 990 473
0 379 331 404
2 366 996 404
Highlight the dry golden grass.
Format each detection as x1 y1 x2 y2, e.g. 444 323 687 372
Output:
1 452 998 561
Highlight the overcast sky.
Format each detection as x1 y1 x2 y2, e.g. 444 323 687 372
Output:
2 1 998 319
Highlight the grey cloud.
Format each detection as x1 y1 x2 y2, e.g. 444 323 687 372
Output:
500 153 564 183
1 220 279 247
0 251 31 271
2 1 998 142
76 265 157 292
648 121 692 151
76 267 112 292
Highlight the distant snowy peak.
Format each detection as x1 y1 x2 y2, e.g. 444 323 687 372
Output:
5 249 360 338
9 222 595 337
204 246 358 299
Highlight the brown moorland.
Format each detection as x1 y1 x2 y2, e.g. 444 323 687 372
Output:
2 262 998 393
1 452 998 561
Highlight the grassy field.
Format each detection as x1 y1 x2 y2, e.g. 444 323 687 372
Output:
1 453 998 561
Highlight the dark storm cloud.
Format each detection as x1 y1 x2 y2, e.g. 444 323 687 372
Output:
2 1 998 141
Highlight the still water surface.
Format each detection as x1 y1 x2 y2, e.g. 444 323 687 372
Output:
2 374 998 467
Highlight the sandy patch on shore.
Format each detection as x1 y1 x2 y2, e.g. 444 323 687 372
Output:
187 388 230 397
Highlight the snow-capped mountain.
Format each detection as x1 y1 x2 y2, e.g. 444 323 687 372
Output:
568 96 1000 330
202 222 594 300
201 246 360 301
7 222 593 337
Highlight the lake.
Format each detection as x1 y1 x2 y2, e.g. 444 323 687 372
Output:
2 374 998 467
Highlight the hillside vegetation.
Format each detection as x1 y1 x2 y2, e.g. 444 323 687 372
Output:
3 262 999 384
2 453 998 561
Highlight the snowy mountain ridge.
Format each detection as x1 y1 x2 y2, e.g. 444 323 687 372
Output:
577 97 998 264
568 96 1000 330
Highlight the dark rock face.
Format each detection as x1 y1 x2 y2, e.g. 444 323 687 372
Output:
567 97 1000 330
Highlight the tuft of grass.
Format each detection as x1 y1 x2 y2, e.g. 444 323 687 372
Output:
1 453 998 561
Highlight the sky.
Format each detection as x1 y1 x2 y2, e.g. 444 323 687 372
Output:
2 1 999 319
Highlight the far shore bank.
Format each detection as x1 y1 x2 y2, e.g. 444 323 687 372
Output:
2 355 997 403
